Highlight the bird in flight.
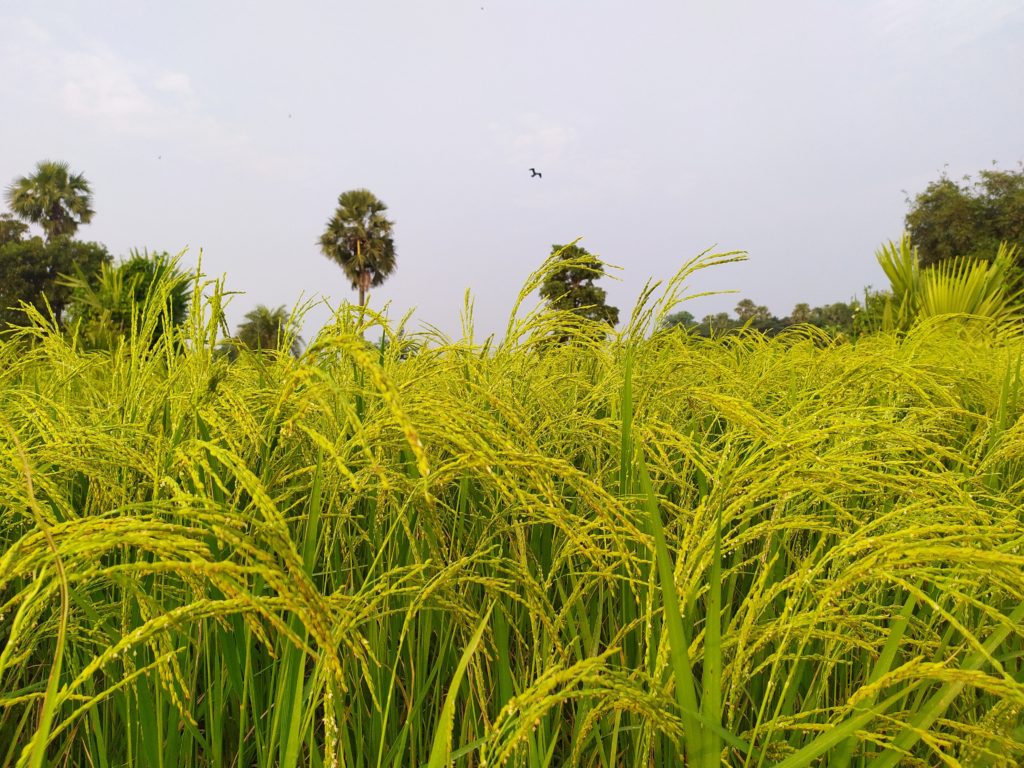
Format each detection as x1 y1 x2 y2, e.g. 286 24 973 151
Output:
529 168 542 178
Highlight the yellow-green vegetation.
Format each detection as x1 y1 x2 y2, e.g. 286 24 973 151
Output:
877 235 1022 331
1 251 1023 767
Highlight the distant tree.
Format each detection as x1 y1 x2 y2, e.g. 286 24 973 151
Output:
662 309 739 337
663 305 780 335
234 305 302 355
809 302 856 330
789 302 812 324
659 285 899 340
319 189 396 307
119 251 191 329
539 243 619 329
735 299 772 324
702 312 737 335
64 250 191 348
0 237 110 330
905 164 1024 270
855 288 891 334
661 310 696 330
5 161 95 242
0 213 29 245
788 300 861 334
663 295 877 339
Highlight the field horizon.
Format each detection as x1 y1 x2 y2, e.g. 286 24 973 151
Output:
1 254 1023 767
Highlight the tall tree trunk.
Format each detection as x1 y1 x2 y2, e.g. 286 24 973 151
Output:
356 269 370 339
356 240 366 307
47 203 65 243
358 270 372 306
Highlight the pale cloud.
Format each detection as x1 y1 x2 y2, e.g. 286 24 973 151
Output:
60 51 161 131
154 71 194 100
491 113 575 170
870 0 1020 48
2 16 51 51
0 16 296 176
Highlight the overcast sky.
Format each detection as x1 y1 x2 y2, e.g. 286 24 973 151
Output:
1 1 1022 339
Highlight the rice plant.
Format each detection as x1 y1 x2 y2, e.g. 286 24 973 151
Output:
1 251 1022 767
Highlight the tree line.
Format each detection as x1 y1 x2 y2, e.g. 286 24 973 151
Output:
660 162 1024 338
2 158 1023 348
0 161 194 348
503 161 1024 340
0 163 401 353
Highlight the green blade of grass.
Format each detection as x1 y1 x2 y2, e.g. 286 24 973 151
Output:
426 605 493 768
637 451 706 766
772 682 926 768
866 599 1024 768
831 586 918 768
701 505 724 765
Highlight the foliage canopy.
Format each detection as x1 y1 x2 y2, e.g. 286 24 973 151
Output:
905 164 1024 270
4 160 95 242
232 304 303 356
538 243 619 340
0 236 111 331
62 249 192 349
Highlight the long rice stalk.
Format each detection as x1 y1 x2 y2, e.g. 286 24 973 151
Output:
0 252 1022 766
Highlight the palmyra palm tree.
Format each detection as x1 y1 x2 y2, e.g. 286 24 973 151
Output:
235 304 302 355
318 189 396 307
5 160 95 241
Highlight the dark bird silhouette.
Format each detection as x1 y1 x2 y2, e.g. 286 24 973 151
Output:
529 168 542 178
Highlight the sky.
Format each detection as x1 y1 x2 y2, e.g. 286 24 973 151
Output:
1 0 1022 341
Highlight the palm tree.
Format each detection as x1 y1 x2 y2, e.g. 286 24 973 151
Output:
235 305 302 355
876 235 1022 330
319 189 396 307
5 161 95 242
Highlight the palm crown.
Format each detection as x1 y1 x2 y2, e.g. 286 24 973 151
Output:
5 160 94 241
319 189 396 307
236 304 302 356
